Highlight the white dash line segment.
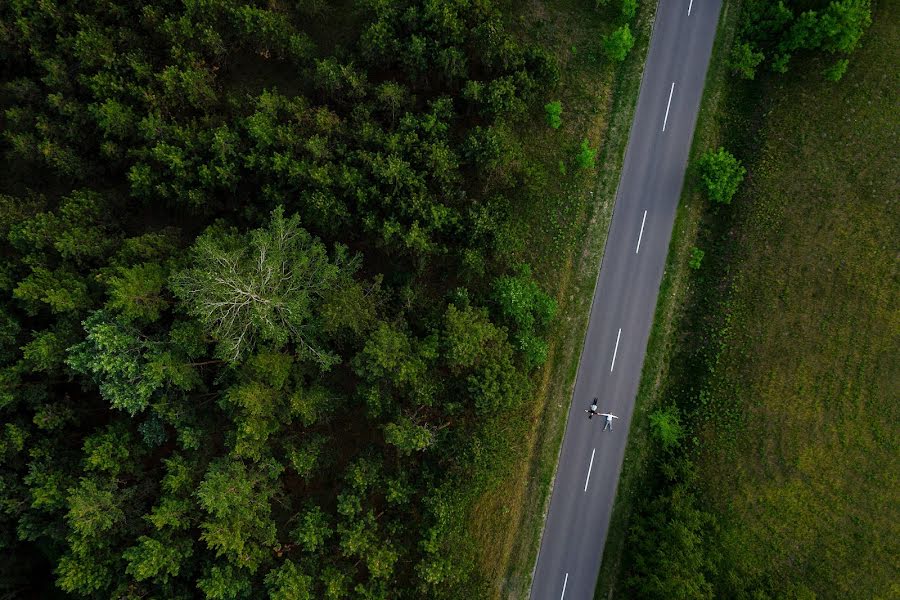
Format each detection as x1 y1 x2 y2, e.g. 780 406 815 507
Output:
662 82 675 132
560 573 569 599
584 448 596 492
688 0 694 16
610 328 622 372
635 210 648 254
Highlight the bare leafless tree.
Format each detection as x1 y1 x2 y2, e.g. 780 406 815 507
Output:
171 207 356 367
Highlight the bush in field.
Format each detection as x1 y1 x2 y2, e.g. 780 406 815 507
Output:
696 148 746 204
649 406 684 450
603 25 634 62
492 265 556 333
733 0 872 79
544 100 562 129
624 482 717 598
689 247 705 270
729 42 764 80
575 139 597 170
824 58 849 82
492 264 557 368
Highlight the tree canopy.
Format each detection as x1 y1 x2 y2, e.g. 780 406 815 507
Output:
696 147 747 205
0 0 560 597
731 0 872 80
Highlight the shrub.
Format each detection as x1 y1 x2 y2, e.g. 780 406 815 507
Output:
730 42 764 80
622 0 638 20
491 265 556 370
517 332 549 368
731 0 872 79
696 148 746 204
492 265 556 332
649 406 684 450
603 25 634 62
823 59 849 82
575 139 597 170
544 100 562 129
689 247 704 270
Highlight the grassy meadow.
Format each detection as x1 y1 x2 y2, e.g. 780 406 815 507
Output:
695 1 900 594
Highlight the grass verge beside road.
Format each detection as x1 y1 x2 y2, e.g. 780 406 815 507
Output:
467 1 659 598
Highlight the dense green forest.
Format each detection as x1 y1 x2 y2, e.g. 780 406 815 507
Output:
0 1 571 597
614 0 886 599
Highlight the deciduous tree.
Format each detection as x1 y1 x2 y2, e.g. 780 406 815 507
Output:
696 147 746 205
171 207 357 367
67 310 164 414
196 458 280 571
265 559 313 599
603 24 634 61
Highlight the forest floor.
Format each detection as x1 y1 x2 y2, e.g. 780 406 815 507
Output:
467 1 659 598
600 0 899 597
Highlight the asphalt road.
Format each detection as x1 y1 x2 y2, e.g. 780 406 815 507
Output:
529 1 722 598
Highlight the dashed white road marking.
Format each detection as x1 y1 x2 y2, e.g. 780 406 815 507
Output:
610 328 622 372
688 0 694 16
584 448 597 492
560 573 569 599
662 82 675 132
635 210 648 253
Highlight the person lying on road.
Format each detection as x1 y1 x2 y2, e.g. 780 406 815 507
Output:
599 413 619 431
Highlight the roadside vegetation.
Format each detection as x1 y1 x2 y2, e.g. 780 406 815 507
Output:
0 0 649 598
469 1 659 597
599 0 897 598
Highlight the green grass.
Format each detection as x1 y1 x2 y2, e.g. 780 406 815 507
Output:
694 2 900 595
600 0 899 597
464 1 659 598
